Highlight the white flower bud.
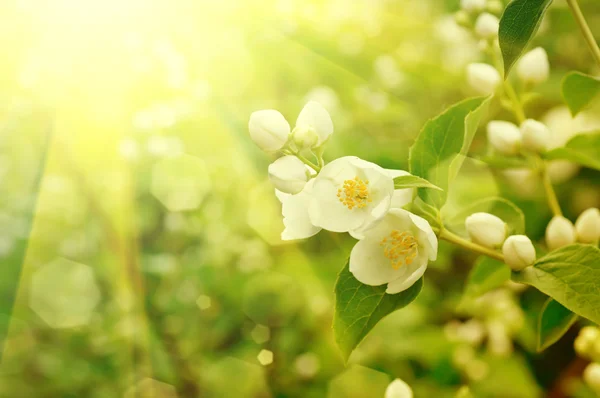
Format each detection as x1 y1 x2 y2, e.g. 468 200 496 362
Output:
385 378 413 398
475 13 499 39
575 208 600 244
545 216 576 251
268 155 310 194
292 125 319 149
460 0 486 12
248 110 290 152
487 120 522 155
584 363 600 394
467 63 501 95
516 47 550 85
486 0 504 14
502 235 536 271
575 326 600 358
465 212 507 248
520 119 550 153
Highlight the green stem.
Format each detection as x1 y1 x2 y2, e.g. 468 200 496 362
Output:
282 149 321 172
503 81 526 124
488 45 526 123
566 0 600 69
439 228 505 262
541 162 563 217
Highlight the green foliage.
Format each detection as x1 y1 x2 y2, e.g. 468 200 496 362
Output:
445 197 525 236
333 263 423 361
561 71 600 116
499 0 554 76
393 175 442 191
460 257 511 306
537 298 578 352
545 132 600 170
409 96 490 209
512 244 600 324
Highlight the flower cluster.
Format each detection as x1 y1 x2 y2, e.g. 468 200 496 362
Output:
248 102 437 293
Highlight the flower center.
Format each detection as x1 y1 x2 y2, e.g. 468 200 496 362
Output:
337 176 372 210
380 230 418 270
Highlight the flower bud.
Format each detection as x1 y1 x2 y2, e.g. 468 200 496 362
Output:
268 156 310 194
487 120 522 155
249 110 290 152
584 363 600 394
460 0 486 12
385 378 413 398
520 119 550 153
465 212 507 248
292 125 319 149
467 63 501 95
474 13 499 39
575 326 600 358
502 235 536 271
545 216 576 251
516 47 550 85
486 0 504 14
454 10 471 28
575 208 600 244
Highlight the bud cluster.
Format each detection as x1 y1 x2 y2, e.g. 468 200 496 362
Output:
465 212 536 271
248 101 333 194
545 208 599 251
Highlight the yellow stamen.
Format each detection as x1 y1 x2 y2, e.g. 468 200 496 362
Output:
337 176 372 210
380 230 418 269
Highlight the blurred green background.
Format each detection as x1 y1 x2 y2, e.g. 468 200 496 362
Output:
1 0 600 396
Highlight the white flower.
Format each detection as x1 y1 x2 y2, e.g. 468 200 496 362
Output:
268 155 311 195
516 47 550 85
487 120 522 155
502 235 536 271
385 378 413 398
584 363 600 394
474 13 499 39
349 208 437 294
520 119 550 153
460 0 486 12
465 212 507 248
545 216 576 251
293 101 333 148
308 156 395 236
467 63 501 95
276 180 322 241
248 109 290 151
575 208 600 243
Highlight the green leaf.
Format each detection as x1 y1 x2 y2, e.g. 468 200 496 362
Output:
333 263 423 361
545 132 600 170
460 257 511 306
393 175 442 191
562 72 600 116
444 196 526 236
512 244 600 325
410 197 442 230
409 96 490 209
537 298 578 352
499 0 553 77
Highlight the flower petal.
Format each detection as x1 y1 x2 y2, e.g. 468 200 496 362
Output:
280 180 321 240
385 258 427 294
349 235 406 286
408 212 438 261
